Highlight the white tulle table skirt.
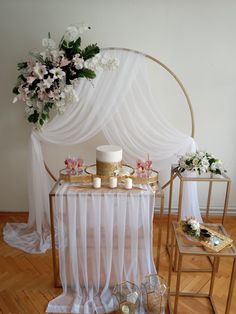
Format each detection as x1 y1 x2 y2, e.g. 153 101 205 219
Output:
46 182 157 313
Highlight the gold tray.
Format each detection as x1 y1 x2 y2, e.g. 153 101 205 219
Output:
178 225 233 253
59 169 92 183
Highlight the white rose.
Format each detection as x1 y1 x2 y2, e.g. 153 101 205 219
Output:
73 54 84 70
210 162 217 171
188 219 200 231
201 157 209 168
64 25 79 42
179 159 186 168
199 167 207 174
197 151 205 159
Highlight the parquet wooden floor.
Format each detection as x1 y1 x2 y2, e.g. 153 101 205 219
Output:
0 213 236 314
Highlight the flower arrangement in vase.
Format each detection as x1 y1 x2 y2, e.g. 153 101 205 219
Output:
13 24 119 128
136 154 153 177
64 157 84 175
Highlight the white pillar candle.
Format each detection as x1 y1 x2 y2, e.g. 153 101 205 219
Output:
124 178 132 189
109 176 117 188
93 177 101 188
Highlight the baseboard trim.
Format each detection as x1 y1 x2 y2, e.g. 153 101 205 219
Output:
154 207 236 216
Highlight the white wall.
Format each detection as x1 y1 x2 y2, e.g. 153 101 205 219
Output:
0 0 235 212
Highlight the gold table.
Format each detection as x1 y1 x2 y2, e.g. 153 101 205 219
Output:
168 221 236 314
49 181 164 288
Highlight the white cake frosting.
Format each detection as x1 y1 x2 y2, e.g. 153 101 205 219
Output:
96 145 122 163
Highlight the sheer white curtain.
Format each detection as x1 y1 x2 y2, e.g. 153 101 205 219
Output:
46 183 156 314
4 49 201 253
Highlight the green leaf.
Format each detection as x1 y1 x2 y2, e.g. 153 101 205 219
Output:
13 86 19 95
73 38 82 54
29 51 44 63
77 68 96 79
18 74 27 82
17 62 27 70
44 102 54 112
28 110 39 124
75 36 81 46
81 44 100 60
39 118 44 126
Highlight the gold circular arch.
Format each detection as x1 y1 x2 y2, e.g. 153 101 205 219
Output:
45 47 195 188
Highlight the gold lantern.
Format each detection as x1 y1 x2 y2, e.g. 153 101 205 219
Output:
113 281 141 314
141 274 168 314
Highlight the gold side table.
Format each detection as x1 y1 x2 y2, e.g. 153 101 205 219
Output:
166 165 231 257
168 221 236 314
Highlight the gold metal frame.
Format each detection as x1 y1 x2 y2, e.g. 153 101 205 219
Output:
168 222 236 314
166 165 231 272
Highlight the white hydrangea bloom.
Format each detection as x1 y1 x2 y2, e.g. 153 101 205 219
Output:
84 53 119 72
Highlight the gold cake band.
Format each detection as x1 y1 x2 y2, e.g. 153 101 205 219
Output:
96 160 122 176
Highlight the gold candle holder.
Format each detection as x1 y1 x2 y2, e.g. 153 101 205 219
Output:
141 274 168 314
113 281 141 314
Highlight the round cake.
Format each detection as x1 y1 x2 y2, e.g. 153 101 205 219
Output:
96 145 122 176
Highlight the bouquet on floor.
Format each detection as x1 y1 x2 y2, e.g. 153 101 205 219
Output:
177 151 226 175
13 24 119 128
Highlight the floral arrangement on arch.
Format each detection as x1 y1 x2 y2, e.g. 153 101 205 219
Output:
177 151 226 175
13 24 119 128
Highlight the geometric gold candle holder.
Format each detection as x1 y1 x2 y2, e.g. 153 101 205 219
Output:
141 274 168 314
113 281 141 314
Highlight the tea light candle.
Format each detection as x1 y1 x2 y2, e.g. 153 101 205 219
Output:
109 176 117 188
93 177 101 188
124 178 132 189
121 305 130 314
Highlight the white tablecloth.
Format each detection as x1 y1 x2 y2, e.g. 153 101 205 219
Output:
46 182 156 313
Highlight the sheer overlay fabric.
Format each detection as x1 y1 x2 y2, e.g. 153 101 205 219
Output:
4 49 202 254
46 183 156 314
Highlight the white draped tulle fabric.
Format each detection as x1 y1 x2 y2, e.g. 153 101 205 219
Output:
3 48 202 254
46 183 156 314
